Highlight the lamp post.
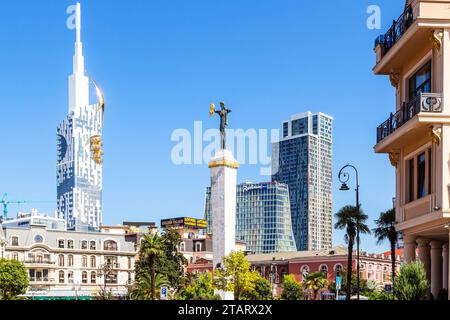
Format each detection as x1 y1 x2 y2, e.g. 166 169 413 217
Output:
338 164 360 301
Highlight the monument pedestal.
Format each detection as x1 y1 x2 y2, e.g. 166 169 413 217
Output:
208 149 239 300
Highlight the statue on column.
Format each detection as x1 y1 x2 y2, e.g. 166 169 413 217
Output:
210 102 232 150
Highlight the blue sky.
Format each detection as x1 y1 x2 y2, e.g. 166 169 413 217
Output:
0 0 405 253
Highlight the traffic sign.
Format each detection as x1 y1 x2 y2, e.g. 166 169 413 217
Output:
336 276 343 291
160 287 168 300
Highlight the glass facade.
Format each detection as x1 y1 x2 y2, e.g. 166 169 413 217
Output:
205 182 296 254
272 112 333 251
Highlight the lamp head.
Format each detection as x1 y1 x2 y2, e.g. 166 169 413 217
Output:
340 183 350 191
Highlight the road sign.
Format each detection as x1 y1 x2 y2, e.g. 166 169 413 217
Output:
336 276 343 291
160 287 168 300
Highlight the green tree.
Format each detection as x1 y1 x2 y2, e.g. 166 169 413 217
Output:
329 270 369 296
136 234 165 300
213 251 256 300
304 272 328 300
242 274 273 300
179 273 220 300
158 229 188 290
334 205 371 300
280 274 303 300
131 271 170 300
394 262 428 300
373 208 399 288
0 259 29 300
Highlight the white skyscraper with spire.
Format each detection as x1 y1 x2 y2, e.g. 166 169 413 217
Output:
57 3 104 230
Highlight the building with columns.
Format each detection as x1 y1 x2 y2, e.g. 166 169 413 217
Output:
373 0 450 298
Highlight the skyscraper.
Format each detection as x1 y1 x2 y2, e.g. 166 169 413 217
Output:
57 3 103 231
272 112 333 251
205 182 297 254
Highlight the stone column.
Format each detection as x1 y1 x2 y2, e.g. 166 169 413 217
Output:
403 235 417 263
209 149 239 300
430 240 443 299
417 238 431 284
443 243 449 291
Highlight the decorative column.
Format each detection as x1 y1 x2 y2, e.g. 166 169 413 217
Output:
430 240 443 299
417 238 431 285
403 235 417 263
209 149 239 300
443 243 449 291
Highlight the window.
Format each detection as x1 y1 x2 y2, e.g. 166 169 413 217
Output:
408 61 431 100
195 242 202 252
91 256 96 268
82 271 88 284
12 252 18 261
59 271 65 284
179 242 185 252
34 235 44 243
406 147 433 203
128 257 132 270
82 255 88 268
11 236 19 246
58 254 65 267
68 271 74 284
104 240 118 251
58 239 65 249
301 265 310 281
67 240 74 249
91 272 96 284
81 240 88 250
417 152 426 199
320 265 328 278
90 241 96 250
68 255 74 267
334 264 343 276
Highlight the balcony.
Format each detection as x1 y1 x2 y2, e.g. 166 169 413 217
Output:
30 277 55 283
25 260 56 265
375 5 414 62
376 93 442 144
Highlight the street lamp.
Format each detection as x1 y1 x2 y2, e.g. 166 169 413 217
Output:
338 164 360 301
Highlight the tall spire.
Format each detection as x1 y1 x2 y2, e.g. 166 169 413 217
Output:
68 2 89 113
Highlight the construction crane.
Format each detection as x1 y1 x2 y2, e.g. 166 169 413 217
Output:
1 193 55 221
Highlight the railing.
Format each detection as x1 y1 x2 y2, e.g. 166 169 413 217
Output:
25 260 56 265
376 93 442 143
375 5 414 60
30 277 54 283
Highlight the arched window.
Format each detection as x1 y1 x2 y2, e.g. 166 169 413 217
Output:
90 256 96 268
104 240 118 251
58 254 65 267
11 236 19 246
320 264 328 278
179 242 186 252
334 264 343 276
12 252 18 261
68 271 74 284
82 255 88 268
59 271 65 284
68 255 74 267
90 271 96 284
195 242 202 252
128 257 132 269
90 241 96 250
82 271 88 284
81 240 88 250
67 240 74 249
301 265 310 282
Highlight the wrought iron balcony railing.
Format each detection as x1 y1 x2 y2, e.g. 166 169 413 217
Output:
375 5 414 60
376 93 442 143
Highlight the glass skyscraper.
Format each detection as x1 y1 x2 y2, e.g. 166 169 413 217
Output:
205 182 297 254
272 112 333 251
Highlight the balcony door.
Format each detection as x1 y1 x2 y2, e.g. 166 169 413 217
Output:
408 61 431 101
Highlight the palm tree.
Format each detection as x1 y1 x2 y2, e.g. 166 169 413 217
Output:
304 272 328 300
334 205 371 300
139 234 165 300
373 208 399 288
131 272 170 300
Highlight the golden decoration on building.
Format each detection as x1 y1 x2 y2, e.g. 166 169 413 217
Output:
389 152 400 168
389 72 400 88
90 135 103 165
92 80 105 122
430 126 441 146
431 30 443 52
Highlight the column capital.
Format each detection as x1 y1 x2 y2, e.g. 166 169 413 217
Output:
416 238 431 248
403 235 417 245
443 242 449 250
430 240 444 249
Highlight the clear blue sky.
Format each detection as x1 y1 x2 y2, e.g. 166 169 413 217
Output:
0 0 405 253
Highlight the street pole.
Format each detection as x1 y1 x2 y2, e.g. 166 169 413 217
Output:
356 182 360 301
